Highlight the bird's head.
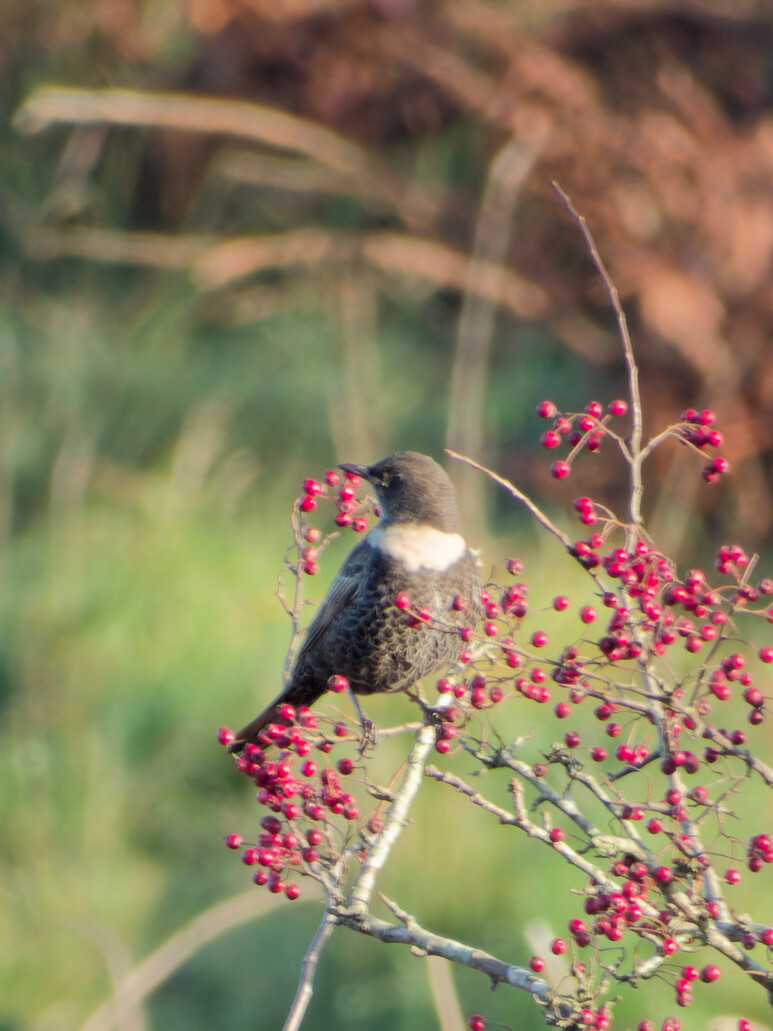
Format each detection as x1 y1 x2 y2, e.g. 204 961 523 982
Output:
340 452 461 532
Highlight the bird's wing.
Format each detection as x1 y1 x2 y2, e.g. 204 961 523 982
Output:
295 539 371 660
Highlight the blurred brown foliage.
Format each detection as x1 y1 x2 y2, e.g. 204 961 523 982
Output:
14 0 773 547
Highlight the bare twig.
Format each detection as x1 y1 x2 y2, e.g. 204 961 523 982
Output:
282 908 337 1031
445 449 572 551
551 183 644 540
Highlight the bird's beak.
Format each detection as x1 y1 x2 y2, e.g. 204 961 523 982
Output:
339 462 370 481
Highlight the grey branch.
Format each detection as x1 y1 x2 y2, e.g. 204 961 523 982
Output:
335 902 552 1002
347 720 437 914
282 908 337 1031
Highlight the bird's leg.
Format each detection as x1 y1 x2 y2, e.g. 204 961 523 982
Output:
405 687 448 726
348 689 377 754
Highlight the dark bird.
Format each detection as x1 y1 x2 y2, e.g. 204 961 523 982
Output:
230 451 481 751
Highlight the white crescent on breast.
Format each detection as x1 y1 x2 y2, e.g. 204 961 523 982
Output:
367 523 467 572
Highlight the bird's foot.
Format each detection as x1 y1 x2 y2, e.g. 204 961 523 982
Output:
357 716 377 757
348 690 378 755
405 689 449 727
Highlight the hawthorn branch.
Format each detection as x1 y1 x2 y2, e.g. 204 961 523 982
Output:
334 900 553 1003
666 890 773 997
425 764 654 910
495 753 646 859
346 720 436 914
712 730 773 787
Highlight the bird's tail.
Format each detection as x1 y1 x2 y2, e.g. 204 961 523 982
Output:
228 697 283 753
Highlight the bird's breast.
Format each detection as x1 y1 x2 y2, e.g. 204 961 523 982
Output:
367 523 468 573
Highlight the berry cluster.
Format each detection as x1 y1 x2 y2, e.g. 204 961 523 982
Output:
678 408 728 483
536 398 629 479
296 469 372 576
218 699 373 901
536 400 730 484
299 468 371 538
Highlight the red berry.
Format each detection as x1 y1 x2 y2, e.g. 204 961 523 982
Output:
608 399 628 416
553 595 570 611
726 868 741 884
530 955 545 972
551 937 568 955
468 1016 486 1031
536 400 558 419
744 687 764 708
701 964 721 983
580 606 596 624
225 833 243 849
327 674 349 693
541 430 562 449
551 460 572 479
285 883 301 900
549 827 566 843
531 630 548 647
217 726 236 746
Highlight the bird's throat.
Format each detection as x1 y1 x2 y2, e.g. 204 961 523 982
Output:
367 523 467 572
